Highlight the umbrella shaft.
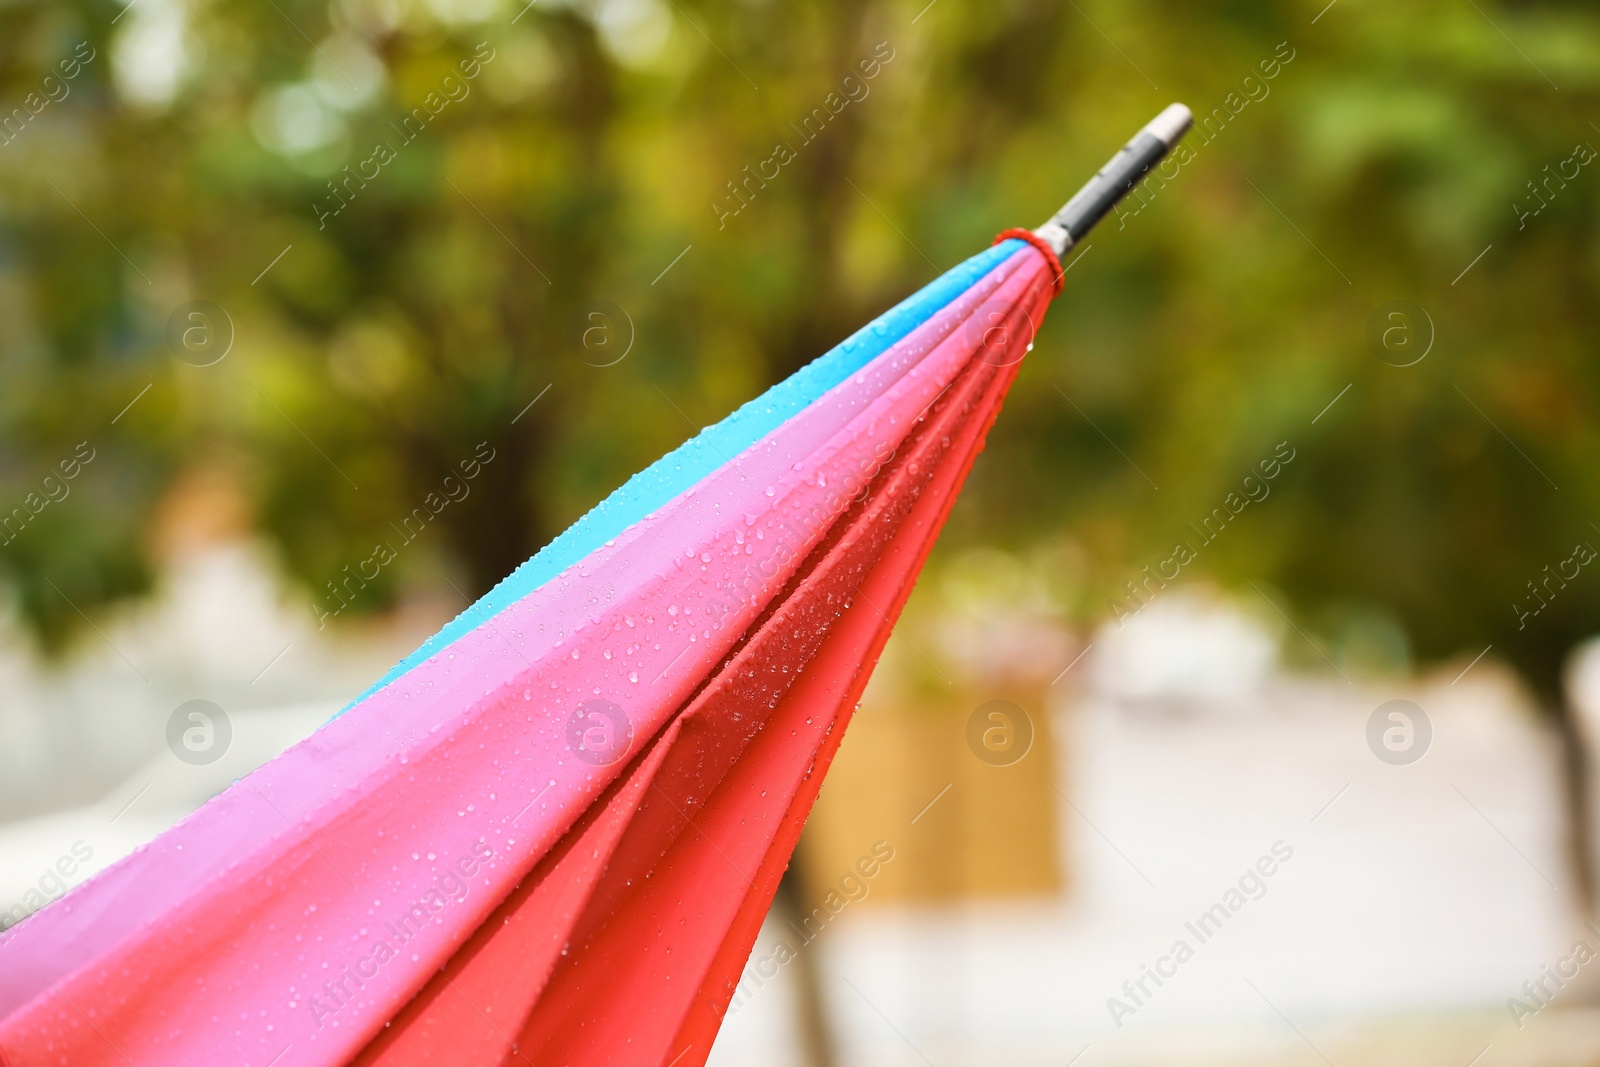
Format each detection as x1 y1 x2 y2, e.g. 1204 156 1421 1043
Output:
1035 104 1192 255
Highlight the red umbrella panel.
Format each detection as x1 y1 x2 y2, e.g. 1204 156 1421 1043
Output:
0 105 1193 1067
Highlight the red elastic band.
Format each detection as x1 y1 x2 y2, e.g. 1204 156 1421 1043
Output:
993 228 1065 295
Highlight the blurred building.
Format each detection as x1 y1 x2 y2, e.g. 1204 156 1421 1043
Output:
4 523 1600 1065
720 592 1600 1067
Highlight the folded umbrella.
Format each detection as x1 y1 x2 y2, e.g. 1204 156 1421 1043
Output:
0 104 1192 1067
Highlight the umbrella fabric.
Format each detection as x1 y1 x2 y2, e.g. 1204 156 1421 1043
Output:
354 257 1043 1067
0 235 1058 1067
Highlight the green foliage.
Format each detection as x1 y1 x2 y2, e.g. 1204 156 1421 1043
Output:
0 0 1596 698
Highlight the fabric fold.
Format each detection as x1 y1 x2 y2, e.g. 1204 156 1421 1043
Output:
0 240 1057 1067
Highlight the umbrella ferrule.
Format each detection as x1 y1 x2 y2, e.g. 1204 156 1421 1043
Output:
1034 103 1193 256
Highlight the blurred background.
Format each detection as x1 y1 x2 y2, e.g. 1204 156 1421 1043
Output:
2 0 1600 1063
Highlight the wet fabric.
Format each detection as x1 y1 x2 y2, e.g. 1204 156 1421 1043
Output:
0 238 1056 1067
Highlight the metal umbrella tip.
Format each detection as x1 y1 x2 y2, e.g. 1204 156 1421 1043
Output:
1140 103 1194 149
1032 102 1196 257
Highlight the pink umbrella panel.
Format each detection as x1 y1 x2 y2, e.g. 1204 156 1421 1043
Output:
0 97 1195 1067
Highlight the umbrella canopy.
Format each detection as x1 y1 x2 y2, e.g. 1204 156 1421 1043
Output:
0 106 1192 1067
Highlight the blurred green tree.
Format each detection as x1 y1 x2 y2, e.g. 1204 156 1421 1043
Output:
2 0 1599 913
